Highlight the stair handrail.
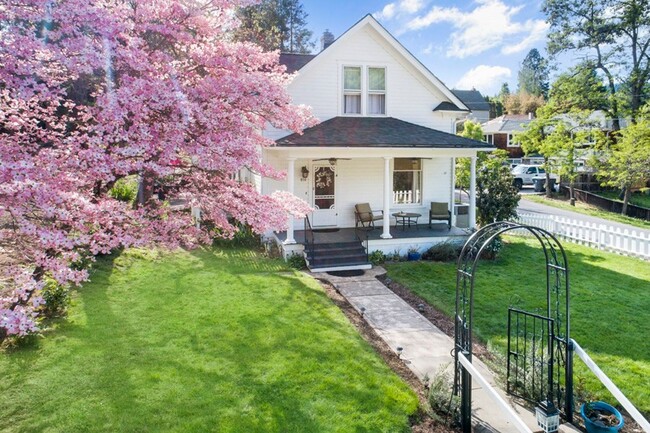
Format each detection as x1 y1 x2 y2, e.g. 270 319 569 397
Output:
354 226 370 264
304 214 315 260
571 339 650 432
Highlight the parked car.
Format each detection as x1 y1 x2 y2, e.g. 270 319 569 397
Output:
511 164 558 190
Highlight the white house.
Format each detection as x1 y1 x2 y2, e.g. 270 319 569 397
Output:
260 15 493 270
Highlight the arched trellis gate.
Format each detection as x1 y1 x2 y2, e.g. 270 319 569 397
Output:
454 222 573 432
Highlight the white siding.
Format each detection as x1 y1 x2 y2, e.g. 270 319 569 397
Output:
264 156 453 229
286 25 456 133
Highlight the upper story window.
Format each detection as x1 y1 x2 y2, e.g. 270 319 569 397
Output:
342 65 387 116
368 67 386 115
483 134 494 144
343 66 361 114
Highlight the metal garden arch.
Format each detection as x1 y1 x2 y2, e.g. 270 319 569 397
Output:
454 221 573 432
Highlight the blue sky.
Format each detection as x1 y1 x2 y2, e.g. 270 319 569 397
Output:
302 0 552 96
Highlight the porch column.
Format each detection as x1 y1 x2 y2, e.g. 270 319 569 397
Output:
284 157 296 244
381 156 393 239
450 157 456 227
469 156 477 229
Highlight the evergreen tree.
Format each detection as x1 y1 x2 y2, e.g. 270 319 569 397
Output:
235 0 315 53
549 62 609 113
543 0 650 126
517 49 549 98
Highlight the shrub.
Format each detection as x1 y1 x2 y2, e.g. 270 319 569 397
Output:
482 236 503 260
427 365 460 419
108 176 138 204
369 250 386 265
40 277 70 317
287 253 306 269
422 242 460 262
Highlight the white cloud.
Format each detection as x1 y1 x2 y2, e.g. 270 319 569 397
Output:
404 0 548 58
422 43 433 55
455 65 511 95
374 0 426 20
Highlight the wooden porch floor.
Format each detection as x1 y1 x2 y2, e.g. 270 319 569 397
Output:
275 224 471 244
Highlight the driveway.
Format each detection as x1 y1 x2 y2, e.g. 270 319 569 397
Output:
518 191 650 236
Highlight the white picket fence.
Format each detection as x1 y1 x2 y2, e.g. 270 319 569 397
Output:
514 213 650 260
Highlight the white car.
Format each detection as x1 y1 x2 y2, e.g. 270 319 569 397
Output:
511 164 558 190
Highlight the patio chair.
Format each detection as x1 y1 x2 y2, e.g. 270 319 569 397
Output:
429 202 451 229
354 203 383 229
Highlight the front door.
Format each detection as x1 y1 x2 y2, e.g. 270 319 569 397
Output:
312 164 337 227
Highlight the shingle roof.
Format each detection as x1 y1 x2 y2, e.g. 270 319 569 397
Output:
276 117 494 148
432 101 468 112
279 53 316 73
481 115 533 133
451 89 490 111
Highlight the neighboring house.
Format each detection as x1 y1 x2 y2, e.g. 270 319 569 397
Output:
260 15 493 270
481 114 534 159
452 89 490 124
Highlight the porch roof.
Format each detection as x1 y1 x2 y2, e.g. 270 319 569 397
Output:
276 117 494 149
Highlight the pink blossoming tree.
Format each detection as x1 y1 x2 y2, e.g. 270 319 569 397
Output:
0 0 313 339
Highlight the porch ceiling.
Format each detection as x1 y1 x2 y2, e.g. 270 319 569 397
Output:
275 117 494 149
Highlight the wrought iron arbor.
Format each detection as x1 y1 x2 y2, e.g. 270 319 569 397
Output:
454 222 573 432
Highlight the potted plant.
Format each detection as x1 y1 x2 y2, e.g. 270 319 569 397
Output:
580 402 624 433
407 246 421 261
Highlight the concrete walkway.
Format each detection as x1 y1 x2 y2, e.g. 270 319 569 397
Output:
315 266 578 433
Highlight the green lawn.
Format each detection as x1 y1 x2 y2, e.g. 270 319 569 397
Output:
597 190 650 209
385 237 650 414
1 248 418 433
522 195 650 230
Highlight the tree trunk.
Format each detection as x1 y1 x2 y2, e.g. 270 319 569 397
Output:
621 187 631 215
545 158 551 198
136 172 155 207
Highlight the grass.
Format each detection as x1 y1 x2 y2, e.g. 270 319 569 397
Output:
597 190 650 209
522 195 650 230
385 237 650 415
0 248 418 433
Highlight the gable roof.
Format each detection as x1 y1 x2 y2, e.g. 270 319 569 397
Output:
288 14 469 111
433 101 468 112
452 90 490 112
482 115 533 133
279 53 316 73
276 117 494 149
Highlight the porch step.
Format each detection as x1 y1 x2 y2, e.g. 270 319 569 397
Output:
304 240 370 271
308 263 373 273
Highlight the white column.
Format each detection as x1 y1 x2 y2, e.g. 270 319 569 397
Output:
469 156 477 229
381 156 393 239
450 157 456 227
284 158 296 244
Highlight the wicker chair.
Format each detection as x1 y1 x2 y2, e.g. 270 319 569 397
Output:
429 202 451 229
354 203 383 229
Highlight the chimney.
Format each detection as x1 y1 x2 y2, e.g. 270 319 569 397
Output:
321 29 335 51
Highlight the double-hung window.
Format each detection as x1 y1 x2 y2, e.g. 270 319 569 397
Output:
343 66 361 114
367 67 386 115
393 158 422 205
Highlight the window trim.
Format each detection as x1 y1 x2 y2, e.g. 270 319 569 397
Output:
506 133 520 147
483 134 494 144
340 64 388 116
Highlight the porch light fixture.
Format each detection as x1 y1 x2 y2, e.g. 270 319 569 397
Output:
328 158 337 166
300 166 309 180
535 400 560 433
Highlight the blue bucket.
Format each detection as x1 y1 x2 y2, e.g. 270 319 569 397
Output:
580 402 624 433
